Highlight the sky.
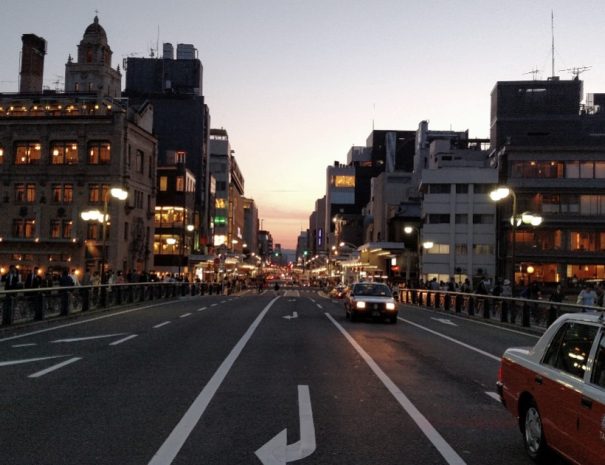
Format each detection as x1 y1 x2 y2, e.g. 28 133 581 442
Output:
1 0 604 249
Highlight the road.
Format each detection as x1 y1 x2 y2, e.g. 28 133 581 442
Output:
0 288 568 465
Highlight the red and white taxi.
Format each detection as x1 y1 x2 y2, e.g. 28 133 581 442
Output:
497 313 605 465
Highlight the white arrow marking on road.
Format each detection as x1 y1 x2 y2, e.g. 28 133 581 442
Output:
430 317 458 326
255 385 316 465
283 311 298 320
0 355 70 367
50 333 127 343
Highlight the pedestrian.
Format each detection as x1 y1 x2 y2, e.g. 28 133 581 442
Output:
3 264 21 290
24 267 42 289
549 284 565 325
577 284 598 312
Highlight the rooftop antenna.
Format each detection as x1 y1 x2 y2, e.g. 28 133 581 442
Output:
560 66 591 80
524 68 540 80
551 10 555 78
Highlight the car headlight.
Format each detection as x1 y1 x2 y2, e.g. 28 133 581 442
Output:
355 301 366 309
386 302 396 310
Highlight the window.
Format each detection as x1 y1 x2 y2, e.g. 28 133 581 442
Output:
52 184 73 203
50 220 61 239
15 184 36 203
50 141 78 165
15 142 41 165
334 176 355 188
176 151 187 163
50 219 72 239
591 334 605 388
425 244 450 254
473 184 494 194
134 190 144 209
176 176 184 191
595 162 605 179
473 244 494 255
0 145 4 164
456 184 468 194
473 214 494 224
566 161 579 178
511 161 564 178
88 142 111 164
12 219 36 238
136 150 144 173
87 223 101 240
215 198 227 209
429 184 450 194
455 244 468 255
159 176 168 191
216 181 227 191
455 214 468 224
542 322 597 379
427 214 450 224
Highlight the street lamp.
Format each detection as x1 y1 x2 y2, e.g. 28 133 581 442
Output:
404 225 420 285
489 186 543 293
81 187 128 278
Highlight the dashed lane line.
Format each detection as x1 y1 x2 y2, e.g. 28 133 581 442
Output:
109 335 138 346
485 391 501 403
196 307 207 312
180 313 192 318
153 321 171 329
28 357 81 378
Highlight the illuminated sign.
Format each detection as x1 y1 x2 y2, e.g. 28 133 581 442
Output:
334 175 355 188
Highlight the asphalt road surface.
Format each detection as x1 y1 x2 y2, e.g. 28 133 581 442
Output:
0 288 570 465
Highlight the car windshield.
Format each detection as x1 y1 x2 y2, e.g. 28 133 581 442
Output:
353 283 392 297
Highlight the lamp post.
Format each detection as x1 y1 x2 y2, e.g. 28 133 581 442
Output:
404 226 420 285
489 186 543 295
81 187 128 280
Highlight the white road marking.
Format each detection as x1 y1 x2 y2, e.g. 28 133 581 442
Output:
0 301 175 343
109 335 138 346
196 307 207 312
431 317 457 326
485 391 501 403
0 355 69 367
51 333 127 343
309 298 316 303
179 313 192 318
12 343 37 348
28 357 81 378
210 303 218 307
326 313 467 465
147 297 280 465
255 385 316 464
220 300 227 304
316 304 323 309
399 317 501 362
283 311 298 320
154 321 171 329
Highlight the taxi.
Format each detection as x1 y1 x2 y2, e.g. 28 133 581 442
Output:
497 312 605 465
344 282 398 324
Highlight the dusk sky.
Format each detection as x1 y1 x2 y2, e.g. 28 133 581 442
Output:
2 0 604 249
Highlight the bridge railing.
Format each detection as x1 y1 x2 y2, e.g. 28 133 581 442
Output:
0 282 212 328
399 288 601 330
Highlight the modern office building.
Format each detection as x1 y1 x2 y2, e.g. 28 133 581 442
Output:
124 43 211 254
490 78 605 284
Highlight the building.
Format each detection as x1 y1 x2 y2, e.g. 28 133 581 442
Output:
490 77 605 285
124 43 211 254
0 19 157 278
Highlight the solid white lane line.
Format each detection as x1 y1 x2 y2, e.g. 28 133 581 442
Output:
196 307 207 312
399 317 501 362
109 335 138 346
326 313 467 465
148 297 280 465
485 392 501 403
154 321 171 329
28 357 81 378
12 343 37 348
0 355 68 367
0 301 176 343
179 313 192 318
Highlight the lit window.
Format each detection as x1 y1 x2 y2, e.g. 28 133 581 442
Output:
88 142 111 165
159 176 168 192
50 141 78 165
334 176 355 187
14 142 41 165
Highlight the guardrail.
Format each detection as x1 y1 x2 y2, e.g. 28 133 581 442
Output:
400 288 602 330
0 282 212 328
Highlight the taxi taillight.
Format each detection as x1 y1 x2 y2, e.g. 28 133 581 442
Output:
497 363 503 383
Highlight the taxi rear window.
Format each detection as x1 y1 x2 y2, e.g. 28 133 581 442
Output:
591 334 605 388
542 322 598 379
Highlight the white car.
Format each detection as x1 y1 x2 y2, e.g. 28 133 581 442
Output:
344 282 398 324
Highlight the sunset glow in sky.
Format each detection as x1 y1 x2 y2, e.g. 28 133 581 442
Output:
2 0 604 248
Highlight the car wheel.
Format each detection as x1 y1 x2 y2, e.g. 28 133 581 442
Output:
523 400 547 462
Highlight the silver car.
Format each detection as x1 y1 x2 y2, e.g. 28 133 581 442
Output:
344 282 398 324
